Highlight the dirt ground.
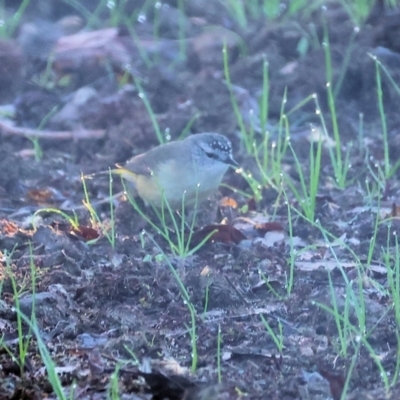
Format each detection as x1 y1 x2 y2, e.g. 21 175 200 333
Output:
2 0 400 399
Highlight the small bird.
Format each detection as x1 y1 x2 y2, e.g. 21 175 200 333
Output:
114 133 237 209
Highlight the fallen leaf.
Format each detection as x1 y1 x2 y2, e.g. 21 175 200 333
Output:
307 125 336 148
200 265 212 276
70 225 100 241
192 224 246 246
0 219 19 235
247 197 257 211
280 60 298 75
219 196 238 208
254 222 285 235
318 367 345 400
27 188 54 203
255 230 285 247
296 260 386 274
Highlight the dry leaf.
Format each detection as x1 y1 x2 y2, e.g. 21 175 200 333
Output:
200 265 212 276
192 224 246 246
70 225 100 241
254 222 285 235
0 219 19 235
219 197 238 208
247 197 257 211
27 188 54 203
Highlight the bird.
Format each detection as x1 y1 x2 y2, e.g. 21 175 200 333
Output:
113 133 237 209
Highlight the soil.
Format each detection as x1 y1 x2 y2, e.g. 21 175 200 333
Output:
1 1 400 399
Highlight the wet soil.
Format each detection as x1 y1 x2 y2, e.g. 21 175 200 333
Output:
2 1 400 399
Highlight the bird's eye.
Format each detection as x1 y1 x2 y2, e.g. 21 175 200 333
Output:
206 152 220 160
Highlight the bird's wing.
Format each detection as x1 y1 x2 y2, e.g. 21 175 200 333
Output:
119 141 184 177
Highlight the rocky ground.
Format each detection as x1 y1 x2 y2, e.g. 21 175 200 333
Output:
2 0 400 399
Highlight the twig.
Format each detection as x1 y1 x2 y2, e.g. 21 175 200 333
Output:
0 119 106 139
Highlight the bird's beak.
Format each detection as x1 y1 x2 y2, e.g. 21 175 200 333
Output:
227 156 239 167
